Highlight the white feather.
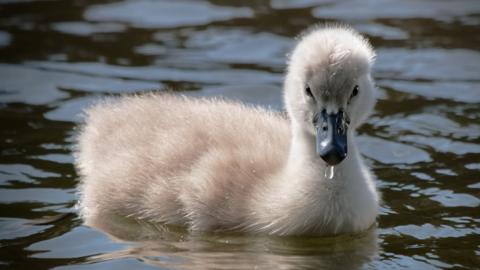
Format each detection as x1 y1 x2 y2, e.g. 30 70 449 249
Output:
76 25 380 236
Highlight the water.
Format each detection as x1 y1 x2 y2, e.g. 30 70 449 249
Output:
326 166 335 180
1 0 479 269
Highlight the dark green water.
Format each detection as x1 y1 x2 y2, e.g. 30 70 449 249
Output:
0 1 479 269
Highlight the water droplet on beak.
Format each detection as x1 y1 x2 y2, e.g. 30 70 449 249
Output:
325 165 335 180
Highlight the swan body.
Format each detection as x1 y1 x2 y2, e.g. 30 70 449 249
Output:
76 25 379 236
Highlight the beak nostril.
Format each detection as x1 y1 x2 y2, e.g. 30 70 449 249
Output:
312 113 320 126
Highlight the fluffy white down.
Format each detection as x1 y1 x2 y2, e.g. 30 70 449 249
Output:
76 25 380 236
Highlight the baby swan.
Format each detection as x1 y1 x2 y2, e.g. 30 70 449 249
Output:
76 25 379 236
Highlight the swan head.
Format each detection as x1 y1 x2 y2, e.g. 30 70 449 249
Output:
284 25 376 165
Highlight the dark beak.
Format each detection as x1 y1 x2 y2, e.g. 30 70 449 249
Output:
314 110 348 165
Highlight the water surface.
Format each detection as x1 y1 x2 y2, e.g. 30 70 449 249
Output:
1 0 479 269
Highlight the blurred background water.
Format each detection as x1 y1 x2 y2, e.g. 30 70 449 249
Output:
0 0 479 269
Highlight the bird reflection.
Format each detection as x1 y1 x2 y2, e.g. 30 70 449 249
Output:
85 214 378 270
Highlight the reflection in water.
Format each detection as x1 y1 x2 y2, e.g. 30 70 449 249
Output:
311 0 480 20
86 214 378 270
0 31 11 47
84 0 254 28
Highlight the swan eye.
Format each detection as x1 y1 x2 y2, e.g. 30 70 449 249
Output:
350 85 359 99
305 86 314 100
